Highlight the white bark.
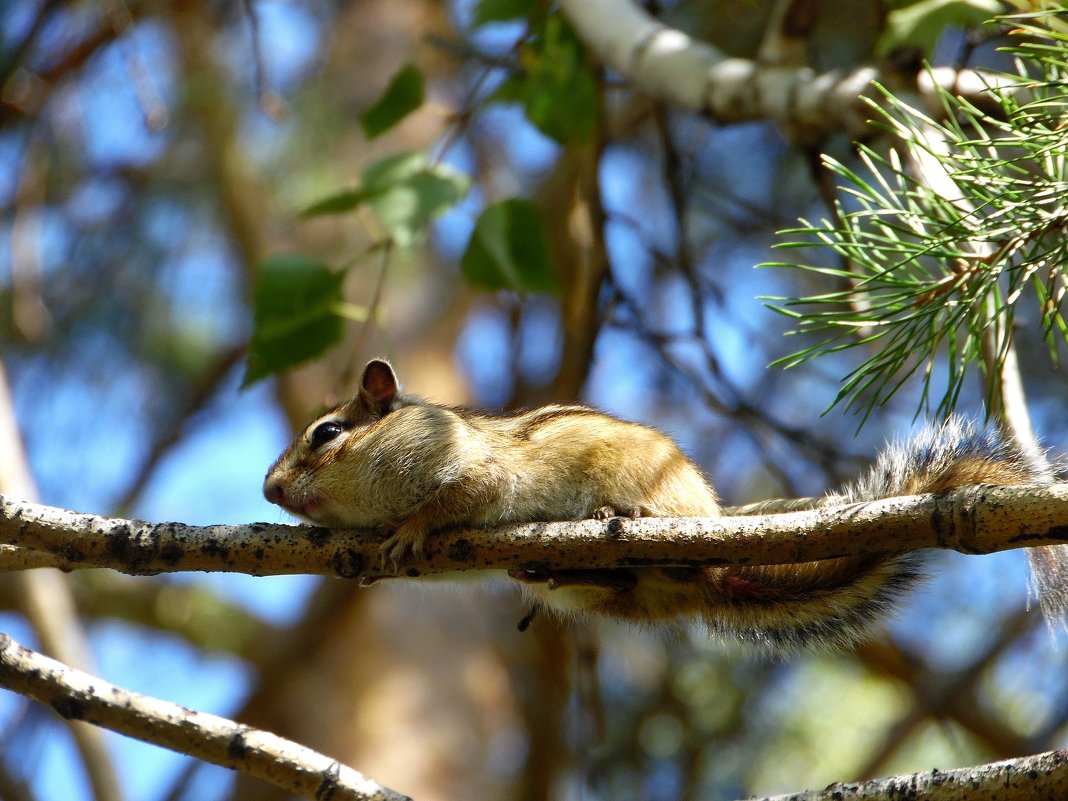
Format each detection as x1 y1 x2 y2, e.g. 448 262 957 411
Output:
0 632 408 801
760 747 1068 800
2 621 1063 801
3 485 1068 579
558 0 1018 140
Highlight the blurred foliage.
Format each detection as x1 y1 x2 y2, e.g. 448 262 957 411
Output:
359 63 425 140
1 2 1068 801
461 198 559 293
491 11 600 144
877 0 1004 56
245 254 348 385
299 151 470 244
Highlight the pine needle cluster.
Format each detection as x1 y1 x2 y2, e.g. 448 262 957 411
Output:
769 14 1068 420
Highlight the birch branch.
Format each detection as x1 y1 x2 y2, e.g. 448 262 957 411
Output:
0 631 409 801
557 0 1015 140
759 747 1068 801
3 607 1064 801
2 485 1068 580
0 543 69 570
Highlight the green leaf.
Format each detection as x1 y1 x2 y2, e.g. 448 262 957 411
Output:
876 0 1002 57
300 188 370 218
360 63 425 139
363 153 470 248
473 0 539 26
243 255 347 385
491 12 598 143
461 199 559 293
298 152 470 247
361 151 431 192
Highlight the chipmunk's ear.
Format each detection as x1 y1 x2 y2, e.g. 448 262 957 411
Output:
360 359 399 415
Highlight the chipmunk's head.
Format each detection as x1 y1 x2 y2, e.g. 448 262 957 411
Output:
263 359 404 527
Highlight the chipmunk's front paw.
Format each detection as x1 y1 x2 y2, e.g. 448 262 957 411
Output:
592 505 644 520
378 525 426 570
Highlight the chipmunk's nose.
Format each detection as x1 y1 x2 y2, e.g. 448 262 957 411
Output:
263 478 286 506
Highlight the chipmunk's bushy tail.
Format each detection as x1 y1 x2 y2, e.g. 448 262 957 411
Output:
713 418 1053 652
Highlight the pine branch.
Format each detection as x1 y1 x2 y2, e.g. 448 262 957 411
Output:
0 632 409 801
766 24 1068 419
2 487 1068 580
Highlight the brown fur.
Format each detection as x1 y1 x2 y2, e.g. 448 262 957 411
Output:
264 361 1049 651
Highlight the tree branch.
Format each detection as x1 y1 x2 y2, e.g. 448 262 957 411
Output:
0 632 409 801
758 747 1068 801
5 602 1062 801
3 485 1068 580
557 0 1017 141
0 543 68 570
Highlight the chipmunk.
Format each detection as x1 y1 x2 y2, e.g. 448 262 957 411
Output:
263 359 1054 651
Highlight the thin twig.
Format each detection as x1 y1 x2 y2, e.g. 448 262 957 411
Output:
0 572 284 665
855 609 1038 777
337 240 394 395
0 0 61 85
428 4 550 167
605 279 850 489
103 0 168 129
240 0 285 119
112 344 246 517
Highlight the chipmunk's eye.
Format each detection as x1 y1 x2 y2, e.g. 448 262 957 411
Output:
310 421 344 449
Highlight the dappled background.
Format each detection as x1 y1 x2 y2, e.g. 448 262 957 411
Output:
2 1 1067 800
